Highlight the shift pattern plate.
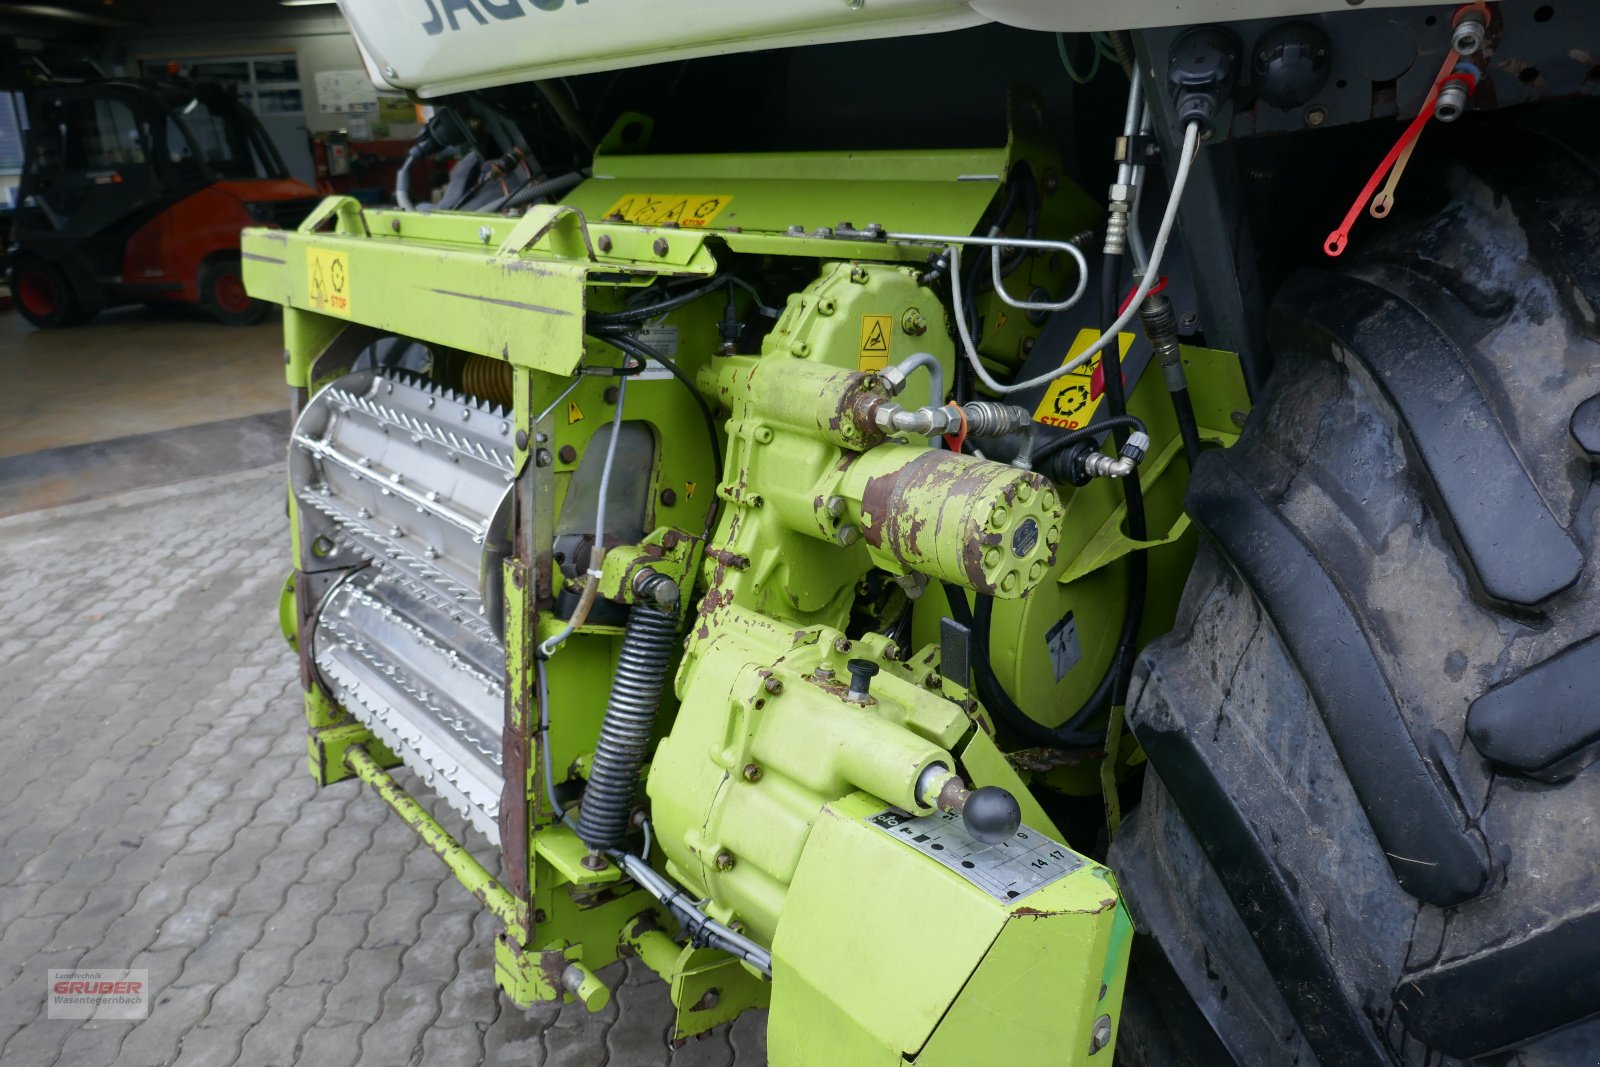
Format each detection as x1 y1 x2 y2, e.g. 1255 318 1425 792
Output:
867 808 1083 902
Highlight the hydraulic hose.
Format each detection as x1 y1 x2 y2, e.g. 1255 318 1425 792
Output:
501 168 590 212
574 596 679 850
395 147 420 211
947 584 1104 748
1097 254 1149 710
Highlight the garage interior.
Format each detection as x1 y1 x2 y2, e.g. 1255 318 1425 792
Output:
0 1 762 1064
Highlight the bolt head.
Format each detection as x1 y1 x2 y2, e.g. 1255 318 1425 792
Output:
382 65 396 78
742 763 762 781
652 237 670 256
1089 1015 1114 1054
835 524 860 546
714 850 735 871
659 488 678 507
535 448 553 468
558 445 577 464
833 636 853 654
515 429 529 450
763 677 784 695
479 225 493 242
1304 105 1328 127
596 234 613 253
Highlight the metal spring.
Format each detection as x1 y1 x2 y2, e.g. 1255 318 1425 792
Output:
460 355 514 410
574 604 679 850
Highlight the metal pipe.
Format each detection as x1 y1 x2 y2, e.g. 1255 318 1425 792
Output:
880 351 945 408
344 744 524 937
949 120 1204 397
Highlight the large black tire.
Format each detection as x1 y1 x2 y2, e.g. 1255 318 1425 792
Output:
1111 130 1600 1064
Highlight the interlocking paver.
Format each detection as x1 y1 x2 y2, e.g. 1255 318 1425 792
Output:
0 467 766 1066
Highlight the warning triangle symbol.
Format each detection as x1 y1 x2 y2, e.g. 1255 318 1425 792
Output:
863 321 889 352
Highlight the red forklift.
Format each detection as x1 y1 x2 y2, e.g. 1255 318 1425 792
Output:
5 76 320 328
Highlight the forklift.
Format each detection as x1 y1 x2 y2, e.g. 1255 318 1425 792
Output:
6 76 319 328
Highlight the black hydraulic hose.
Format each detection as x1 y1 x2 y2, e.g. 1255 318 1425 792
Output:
574 599 678 850
595 330 723 491
1032 414 1149 472
949 584 1106 748
1171 386 1204 471
588 278 725 328
1098 254 1148 709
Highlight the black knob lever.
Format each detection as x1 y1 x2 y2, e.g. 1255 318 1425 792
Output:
845 658 879 703
962 786 1022 845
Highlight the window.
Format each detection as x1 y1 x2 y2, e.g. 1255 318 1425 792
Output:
38 97 148 170
0 92 26 176
140 54 304 118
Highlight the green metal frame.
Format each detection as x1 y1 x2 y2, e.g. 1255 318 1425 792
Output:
244 100 1249 1062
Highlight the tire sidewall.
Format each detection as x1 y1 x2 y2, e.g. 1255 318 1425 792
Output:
200 254 270 327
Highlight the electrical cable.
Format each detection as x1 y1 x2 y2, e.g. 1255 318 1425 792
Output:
538 372 628 658
595 330 723 494
1056 32 1103 85
947 120 1203 397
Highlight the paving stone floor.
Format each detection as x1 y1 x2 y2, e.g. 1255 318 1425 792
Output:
0 466 767 1066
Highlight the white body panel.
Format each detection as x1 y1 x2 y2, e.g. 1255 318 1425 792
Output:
338 0 1442 98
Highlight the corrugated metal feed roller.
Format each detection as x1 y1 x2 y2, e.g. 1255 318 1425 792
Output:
289 369 516 842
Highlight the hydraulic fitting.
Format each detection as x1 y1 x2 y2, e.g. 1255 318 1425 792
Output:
1434 80 1470 122
1139 292 1188 393
1058 431 1151 485
1451 11 1487 56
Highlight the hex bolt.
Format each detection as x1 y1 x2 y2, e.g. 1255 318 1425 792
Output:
835 524 860 546
1089 1015 1114 1055
479 225 493 243
535 448 553 468
659 488 678 507
764 677 784 695
833 636 853 654
901 309 928 336
742 763 763 782
558 445 578 464
1304 104 1328 127
825 495 847 519
714 850 736 871
597 234 613 253
652 237 670 256
814 664 836 680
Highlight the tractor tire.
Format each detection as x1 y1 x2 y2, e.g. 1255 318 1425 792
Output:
9 256 96 329
1109 130 1600 1064
200 254 271 326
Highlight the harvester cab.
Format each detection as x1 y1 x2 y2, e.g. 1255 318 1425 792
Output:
8 76 319 328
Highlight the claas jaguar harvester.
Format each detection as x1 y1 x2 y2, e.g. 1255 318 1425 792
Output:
245 0 1600 1062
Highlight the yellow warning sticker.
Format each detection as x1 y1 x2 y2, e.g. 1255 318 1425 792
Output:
567 400 585 424
306 248 350 317
685 481 697 499
604 193 732 229
1032 328 1136 430
858 314 894 371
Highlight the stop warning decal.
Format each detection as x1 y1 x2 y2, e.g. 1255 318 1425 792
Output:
1032 328 1135 430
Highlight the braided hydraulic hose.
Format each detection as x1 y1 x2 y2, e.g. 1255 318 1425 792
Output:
575 596 678 850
